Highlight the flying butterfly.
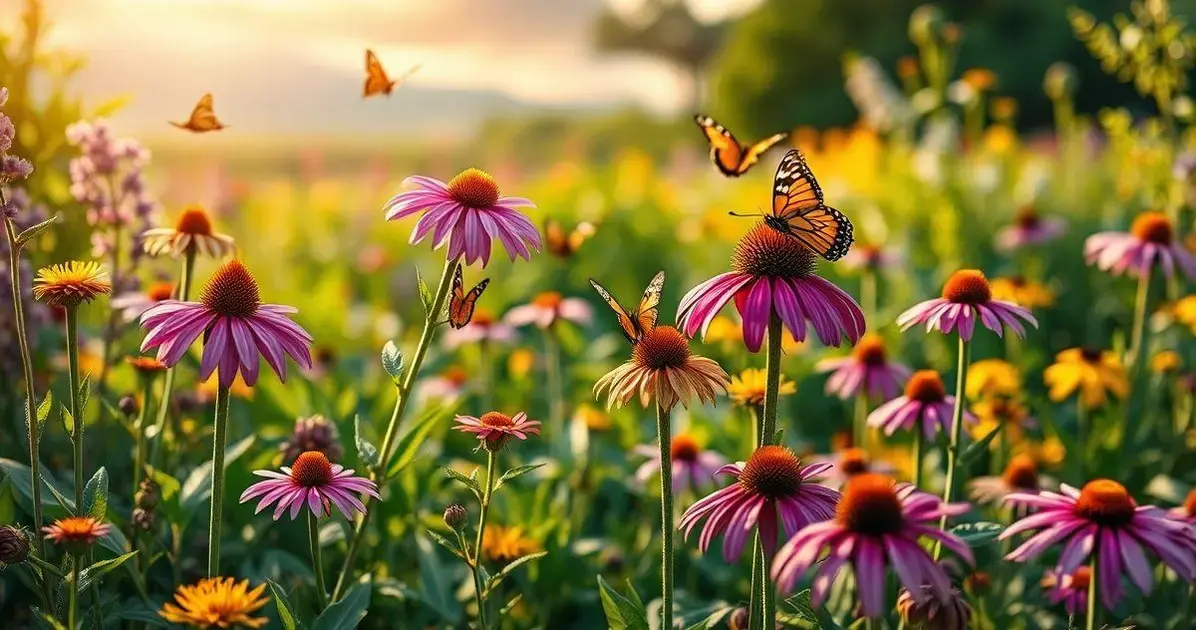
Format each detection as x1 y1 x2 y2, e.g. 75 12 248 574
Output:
448 264 490 329
589 271 665 344
364 49 421 98
544 218 597 258
170 93 225 133
694 114 787 177
730 149 854 261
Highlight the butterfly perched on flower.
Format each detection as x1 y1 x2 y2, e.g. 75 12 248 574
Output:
589 271 664 344
732 149 854 261
448 264 489 329
694 114 787 177
364 49 421 98
170 94 225 133
544 218 596 258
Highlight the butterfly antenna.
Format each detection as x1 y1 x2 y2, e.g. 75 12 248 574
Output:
727 210 765 218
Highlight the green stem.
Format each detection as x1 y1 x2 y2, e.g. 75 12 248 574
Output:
657 402 674 630
750 315 784 630
133 377 155 498
28 555 65 579
68 553 79 630
934 336 970 561
544 326 565 426
1085 554 1099 630
207 384 231 577
1127 267 1152 371
464 529 487 628
1 212 51 605
473 450 498 629
913 430 925 488
331 256 458 602
65 307 84 513
308 511 328 611
853 394 868 452
149 248 197 469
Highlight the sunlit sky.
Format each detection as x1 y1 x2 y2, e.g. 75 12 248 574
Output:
28 0 760 137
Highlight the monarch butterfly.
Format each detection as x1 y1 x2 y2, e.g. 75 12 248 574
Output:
170 93 225 133
448 264 489 329
364 49 421 98
544 218 596 258
589 271 665 344
694 114 787 177
731 149 854 261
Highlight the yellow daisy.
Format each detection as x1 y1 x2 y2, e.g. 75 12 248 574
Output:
1174 295 1196 333
969 397 1034 443
966 359 1021 400
1043 348 1129 409
159 577 269 629
726 368 797 407
989 276 1055 309
1151 350 1181 374
482 525 541 564
32 261 110 308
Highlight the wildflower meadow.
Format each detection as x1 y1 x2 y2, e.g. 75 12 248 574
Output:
4 0 1196 628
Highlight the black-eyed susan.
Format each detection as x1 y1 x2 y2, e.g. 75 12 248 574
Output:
482 525 541 564
1151 350 1182 374
727 367 796 407
969 397 1036 443
159 577 269 629
32 261 110 309
966 358 1021 400
142 205 236 259
989 276 1055 309
1173 295 1196 332
1043 347 1129 408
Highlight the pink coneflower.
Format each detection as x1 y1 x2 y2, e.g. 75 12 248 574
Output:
110 280 175 323
632 433 726 494
417 365 470 403
138 259 313 387
771 473 974 619
1002 479 1196 607
238 451 379 521
443 308 516 348
897 270 1037 340
867 370 976 440
42 517 111 553
995 205 1066 251
1168 489 1196 522
1041 567 1090 615
504 292 591 329
896 584 972 630
808 447 896 489
593 326 728 411
680 446 840 561
677 224 865 353
816 334 911 401
842 243 900 272
383 168 541 268
453 411 541 451
968 453 1050 506
1085 211 1196 279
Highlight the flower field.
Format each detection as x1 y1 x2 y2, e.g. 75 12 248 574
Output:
4 1 1196 629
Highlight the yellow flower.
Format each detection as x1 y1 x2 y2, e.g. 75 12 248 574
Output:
1151 350 1182 374
966 359 1021 400
727 368 796 407
574 403 611 432
1174 295 1196 333
1043 348 1129 409
508 348 536 379
969 397 1033 443
983 125 1018 154
32 261 110 308
990 276 1055 308
159 577 269 629
198 372 254 400
482 525 540 564
962 68 997 91
703 316 742 344
1017 437 1065 468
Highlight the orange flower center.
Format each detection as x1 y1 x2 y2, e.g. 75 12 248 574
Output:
532 291 563 310
837 473 905 535
839 447 870 476
1001 454 1039 489
471 309 495 327
447 168 500 209
1070 567 1092 590
480 412 515 429
127 356 167 373
200 260 261 318
1184 489 1196 516
632 326 692 371
175 206 214 236
852 334 887 365
1130 211 1173 245
904 370 946 403
941 269 992 304
147 281 175 302
443 365 469 387
737 446 804 499
670 434 701 462
291 451 334 487
1014 206 1040 228
1073 479 1136 526
731 223 817 279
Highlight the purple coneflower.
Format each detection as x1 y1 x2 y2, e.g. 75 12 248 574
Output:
142 205 235 259
994 205 1066 251
110 280 175 323
867 370 975 440
593 326 728 411
968 453 1049 506
453 411 540 451
1085 211 1196 279
808 447 895 489
443 308 516 348
383 168 540 267
1041 567 1090 616
680 445 840 561
504 291 591 329
816 333 911 401
632 433 726 494
842 243 900 272
771 473 974 619
897 270 1037 340
1002 479 1196 607
677 223 865 353
1168 489 1196 522
238 451 379 520
138 259 313 387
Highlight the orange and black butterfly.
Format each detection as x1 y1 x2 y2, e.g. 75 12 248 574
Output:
694 114 787 177
170 93 225 133
364 49 421 98
589 271 665 344
448 264 489 329
544 218 596 258
733 149 854 261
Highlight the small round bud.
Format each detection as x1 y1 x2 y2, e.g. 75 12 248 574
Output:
118 396 139 417
728 608 749 630
0 526 30 565
443 503 468 532
909 5 945 45
131 508 156 532
1044 62 1078 101
135 478 159 510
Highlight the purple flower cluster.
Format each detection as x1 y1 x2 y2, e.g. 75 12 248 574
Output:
0 188 52 381
1 87 34 193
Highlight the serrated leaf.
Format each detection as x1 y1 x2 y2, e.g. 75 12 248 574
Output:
78 375 91 417
949 522 1004 547
596 575 649 630
353 415 380 469
266 579 301 630
14 214 58 247
77 551 138 591
959 423 1002 466
494 463 546 491
313 580 371 630
380 341 404 384
83 466 109 521
444 467 482 498
35 392 53 439
416 266 434 314
481 551 546 598
60 404 74 438
425 529 466 561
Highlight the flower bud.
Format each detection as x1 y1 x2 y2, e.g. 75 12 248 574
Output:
443 503 468 532
1043 62 1078 101
118 395 139 417
132 508 156 532
908 5 945 45
728 608 749 630
0 526 30 565
135 478 159 510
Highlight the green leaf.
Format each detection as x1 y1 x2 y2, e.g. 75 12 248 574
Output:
61 404 74 438
34 611 67 630
493 463 546 491
596 575 649 630
949 522 1004 547
425 529 466 561
42 476 75 513
0 458 73 511
1146 474 1191 504
15 214 58 247
77 551 138 591
416 266 434 314
313 580 371 630
960 424 1003 466
353 415 380 469
684 606 734 630
35 392 53 440
266 579 301 630
380 341 404 385
78 375 91 417
386 403 457 480
83 466 109 521
481 551 547 598
415 535 461 622
499 594 523 616
444 466 482 498
623 578 645 612
778 589 820 627
180 435 255 514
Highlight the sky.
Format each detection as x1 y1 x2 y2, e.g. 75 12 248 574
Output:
27 0 761 138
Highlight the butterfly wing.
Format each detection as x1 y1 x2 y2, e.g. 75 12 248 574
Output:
695 114 746 177
174 93 222 132
364 49 393 97
634 271 665 334
449 265 489 329
738 132 788 175
771 149 853 261
589 278 640 344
